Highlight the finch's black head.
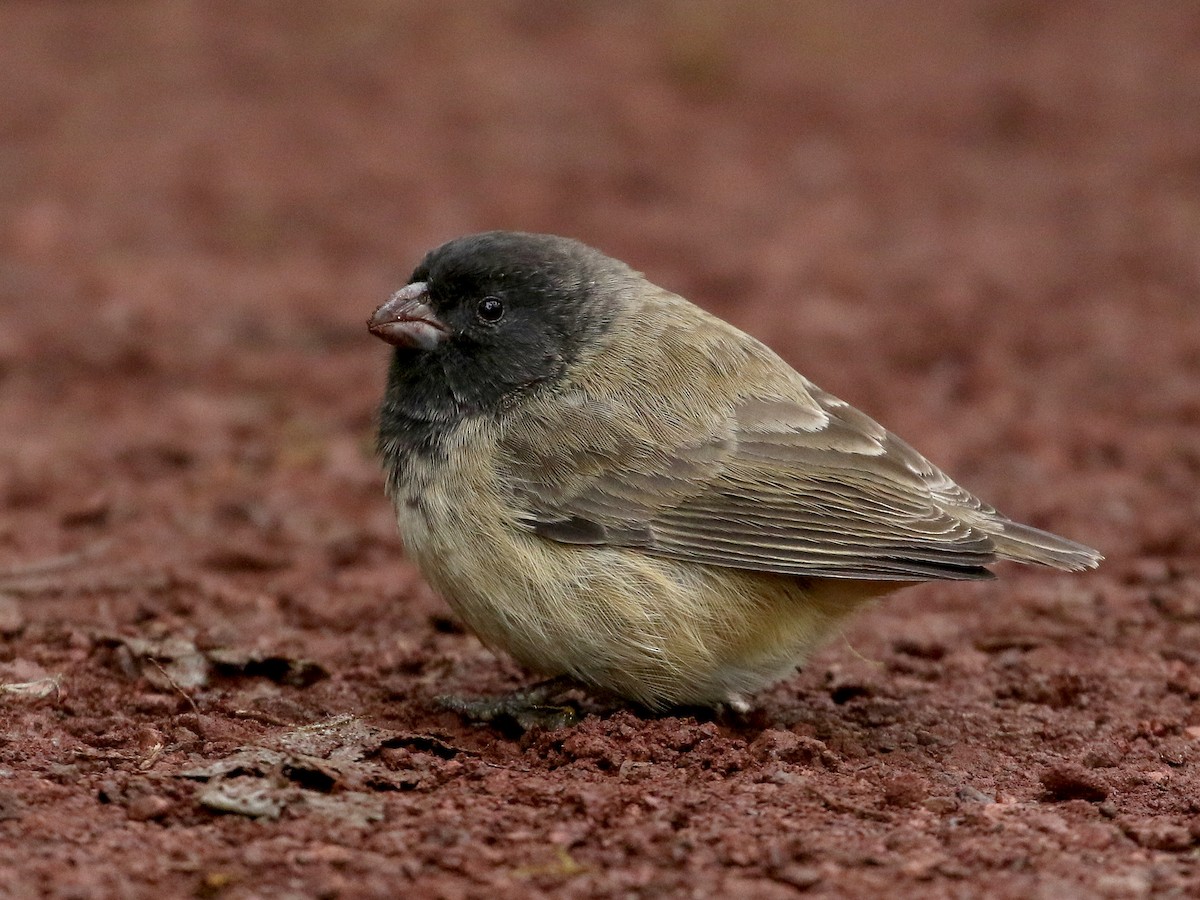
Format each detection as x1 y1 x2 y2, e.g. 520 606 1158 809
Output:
372 231 627 458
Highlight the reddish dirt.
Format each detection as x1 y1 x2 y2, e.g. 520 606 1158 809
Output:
2 3 1199 897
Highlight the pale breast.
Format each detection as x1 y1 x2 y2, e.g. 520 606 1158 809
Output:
388 416 883 707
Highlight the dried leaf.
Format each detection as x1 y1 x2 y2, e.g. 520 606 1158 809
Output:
0 676 62 700
197 779 288 820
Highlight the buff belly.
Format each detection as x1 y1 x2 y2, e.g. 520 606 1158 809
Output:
391 426 892 709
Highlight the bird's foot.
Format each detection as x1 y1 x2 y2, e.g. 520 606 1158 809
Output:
436 675 582 733
724 693 752 715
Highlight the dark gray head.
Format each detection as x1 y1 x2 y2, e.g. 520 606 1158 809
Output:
371 231 626 459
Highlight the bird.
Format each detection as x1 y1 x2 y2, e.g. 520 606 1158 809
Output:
368 230 1101 713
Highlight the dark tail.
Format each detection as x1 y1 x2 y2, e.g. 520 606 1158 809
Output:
991 520 1103 572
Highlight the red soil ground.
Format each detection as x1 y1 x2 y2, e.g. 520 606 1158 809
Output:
2 3 1198 897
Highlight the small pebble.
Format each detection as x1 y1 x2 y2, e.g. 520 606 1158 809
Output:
126 794 172 822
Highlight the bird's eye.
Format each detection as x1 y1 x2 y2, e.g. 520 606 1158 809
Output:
477 296 505 323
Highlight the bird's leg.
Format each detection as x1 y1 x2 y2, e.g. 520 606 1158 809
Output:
435 675 583 732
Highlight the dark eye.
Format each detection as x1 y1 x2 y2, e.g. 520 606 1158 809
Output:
477 296 505 323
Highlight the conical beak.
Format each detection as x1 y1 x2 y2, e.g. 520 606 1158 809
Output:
368 282 448 350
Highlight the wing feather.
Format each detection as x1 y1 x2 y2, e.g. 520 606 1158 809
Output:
501 374 998 581
495 285 1099 578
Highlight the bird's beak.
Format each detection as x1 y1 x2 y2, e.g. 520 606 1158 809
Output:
368 282 448 350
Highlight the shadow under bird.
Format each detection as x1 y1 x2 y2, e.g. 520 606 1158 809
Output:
369 231 1101 713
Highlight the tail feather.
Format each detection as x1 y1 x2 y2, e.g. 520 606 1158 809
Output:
991 520 1103 572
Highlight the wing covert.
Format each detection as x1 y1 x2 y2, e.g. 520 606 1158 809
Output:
501 381 998 582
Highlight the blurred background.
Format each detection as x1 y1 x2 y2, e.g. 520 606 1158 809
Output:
2 0 1199 638
5 0 1200 659
4 2 1197 571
